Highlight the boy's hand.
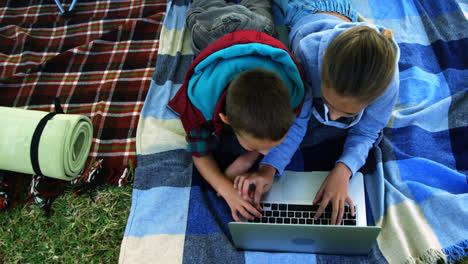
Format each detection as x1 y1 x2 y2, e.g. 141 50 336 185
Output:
313 163 355 225
219 184 263 222
191 154 262 222
233 164 276 211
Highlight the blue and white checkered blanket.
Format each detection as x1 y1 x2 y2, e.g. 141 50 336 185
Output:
119 1 468 263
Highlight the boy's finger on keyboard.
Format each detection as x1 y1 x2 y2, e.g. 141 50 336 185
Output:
239 206 253 220
245 202 262 218
232 210 242 222
255 204 262 211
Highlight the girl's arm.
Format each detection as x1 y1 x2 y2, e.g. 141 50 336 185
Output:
338 70 399 175
260 87 313 175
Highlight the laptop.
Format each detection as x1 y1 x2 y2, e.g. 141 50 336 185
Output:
228 171 381 255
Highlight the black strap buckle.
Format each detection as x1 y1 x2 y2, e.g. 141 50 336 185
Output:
30 97 65 176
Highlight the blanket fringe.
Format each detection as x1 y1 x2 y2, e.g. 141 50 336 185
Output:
114 159 135 187
444 239 468 264
71 159 103 184
404 248 447 264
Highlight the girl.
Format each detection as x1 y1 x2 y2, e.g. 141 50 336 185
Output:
234 0 399 225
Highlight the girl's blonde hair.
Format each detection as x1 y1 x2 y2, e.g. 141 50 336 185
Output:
321 26 397 103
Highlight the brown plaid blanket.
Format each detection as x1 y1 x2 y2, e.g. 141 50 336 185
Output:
0 0 166 210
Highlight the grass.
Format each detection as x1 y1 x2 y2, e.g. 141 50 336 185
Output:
0 183 132 264
1 183 467 264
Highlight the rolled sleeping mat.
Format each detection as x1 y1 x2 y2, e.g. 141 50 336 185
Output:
0 106 93 180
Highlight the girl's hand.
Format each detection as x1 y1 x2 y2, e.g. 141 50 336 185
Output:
224 151 261 181
313 163 355 225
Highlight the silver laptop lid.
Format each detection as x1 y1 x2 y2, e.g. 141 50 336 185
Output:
229 171 380 255
229 223 380 255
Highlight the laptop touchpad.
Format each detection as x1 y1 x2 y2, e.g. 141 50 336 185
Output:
282 171 327 202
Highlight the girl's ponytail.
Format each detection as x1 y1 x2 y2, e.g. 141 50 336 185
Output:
382 29 394 40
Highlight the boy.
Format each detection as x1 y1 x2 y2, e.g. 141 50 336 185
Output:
167 29 305 222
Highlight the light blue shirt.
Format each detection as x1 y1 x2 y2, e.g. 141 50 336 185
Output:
261 13 400 175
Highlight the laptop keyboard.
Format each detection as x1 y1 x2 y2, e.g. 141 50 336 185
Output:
247 203 357 226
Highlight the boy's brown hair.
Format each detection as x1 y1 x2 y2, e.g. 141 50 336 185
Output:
226 68 295 141
322 26 397 103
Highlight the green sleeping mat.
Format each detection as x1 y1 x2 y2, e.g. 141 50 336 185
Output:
0 107 93 180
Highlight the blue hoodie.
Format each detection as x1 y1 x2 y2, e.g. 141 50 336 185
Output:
261 13 400 175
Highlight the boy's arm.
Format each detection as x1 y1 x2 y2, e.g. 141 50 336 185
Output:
260 88 312 175
192 154 234 198
192 154 262 222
